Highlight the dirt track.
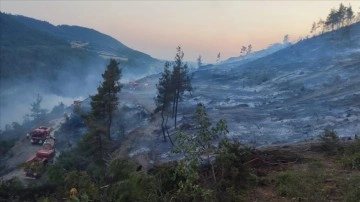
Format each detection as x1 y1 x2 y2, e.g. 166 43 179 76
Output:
0 117 65 184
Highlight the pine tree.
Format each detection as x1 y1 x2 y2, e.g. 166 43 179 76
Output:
240 46 247 56
155 62 174 143
247 44 252 54
346 5 355 25
82 59 122 177
283 35 289 44
81 121 111 177
338 3 347 27
171 46 192 129
310 21 317 35
317 19 325 34
90 59 122 140
326 9 337 31
30 93 48 122
216 52 221 63
197 55 202 68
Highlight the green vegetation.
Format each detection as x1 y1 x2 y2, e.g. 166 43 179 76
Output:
155 62 173 142
318 129 343 155
89 58 122 140
274 162 328 200
155 46 192 143
273 160 360 202
1 8 360 200
2 99 360 201
342 137 360 170
170 46 192 129
310 3 358 36
79 59 122 179
29 93 48 124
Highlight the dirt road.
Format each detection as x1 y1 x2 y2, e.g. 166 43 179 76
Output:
0 117 65 184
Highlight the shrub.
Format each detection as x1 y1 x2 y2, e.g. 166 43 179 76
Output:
0 177 24 200
342 139 360 170
274 162 327 201
319 129 343 155
344 176 360 202
215 138 255 201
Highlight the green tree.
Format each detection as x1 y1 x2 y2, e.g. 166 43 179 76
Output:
283 35 290 44
81 59 122 178
346 5 355 25
155 62 174 143
216 52 221 63
240 46 246 56
106 158 158 201
81 123 112 177
317 18 325 34
247 44 252 54
29 93 48 122
90 59 122 140
310 21 317 35
240 44 252 57
174 103 228 185
171 46 192 129
325 9 338 31
197 55 202 68
324 3 354 32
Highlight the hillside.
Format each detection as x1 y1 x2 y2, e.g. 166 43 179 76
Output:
109 22 360 161
0 13 162 127
0 13 162 90
1 18 360 202
187 23 360 144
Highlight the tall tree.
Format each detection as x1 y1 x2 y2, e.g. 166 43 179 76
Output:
283 35 290 44
197 55 202 68
317 19 325 34
240 46 247 56
240 44 252 56
325 9 337 31
81 59 122 178
30 93 48 122
80 122 111 178
155 62 174 143
171 46 192 129
247 44 252 54
216 52 221 63
310 21 317 35
90 59 122 140
338 3 347 27
346 5 355 25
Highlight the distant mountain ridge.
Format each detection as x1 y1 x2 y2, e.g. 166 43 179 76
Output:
0 13 161 84
188 22 360 144
0 12 162 127
10 14 157 62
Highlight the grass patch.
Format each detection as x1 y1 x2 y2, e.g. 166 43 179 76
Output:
273 161 328 201
343 176 360 202
342 139 360 170
318 129 343 155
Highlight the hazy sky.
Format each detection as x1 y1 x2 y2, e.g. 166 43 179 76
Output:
1 1 359 63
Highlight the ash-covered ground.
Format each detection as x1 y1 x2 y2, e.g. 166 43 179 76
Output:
115 23 360 163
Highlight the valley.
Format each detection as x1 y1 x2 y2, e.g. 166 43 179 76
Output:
0 6 360 201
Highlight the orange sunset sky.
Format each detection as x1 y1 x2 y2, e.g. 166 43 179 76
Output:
1 1 359 63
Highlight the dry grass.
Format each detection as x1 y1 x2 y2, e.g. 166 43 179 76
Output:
244 141 360 202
